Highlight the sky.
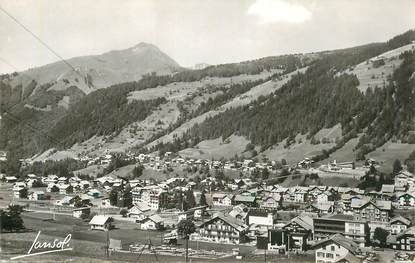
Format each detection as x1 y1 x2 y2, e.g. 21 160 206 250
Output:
0 0 414 73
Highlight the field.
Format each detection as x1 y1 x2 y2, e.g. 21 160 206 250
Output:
145 67 306 149
0 211 267 262
366 141 414 173
179 135 251 160
127 70 279 102
281 173 360 188
261 134 335 164
345 43 415 93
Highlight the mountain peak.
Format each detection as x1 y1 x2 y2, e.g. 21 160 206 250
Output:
130 42 160 52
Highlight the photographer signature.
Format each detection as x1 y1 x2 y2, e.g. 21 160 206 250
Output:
10 231 73 260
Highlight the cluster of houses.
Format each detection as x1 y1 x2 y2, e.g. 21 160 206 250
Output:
121 169 415 262
4 154 415 263
8 174 104 200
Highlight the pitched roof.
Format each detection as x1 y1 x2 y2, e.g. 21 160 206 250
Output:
310 202 334 212
390 216 411 226
312 233 361 255
286 215 313 231
201 214 247 232
381 184 395 193
146 214 163 224
234 195 256 203
89 215 110 225
129 202 151 213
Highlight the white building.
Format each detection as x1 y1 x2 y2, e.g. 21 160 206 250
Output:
89 215 112 231
139 214 164 230
312 234 362 263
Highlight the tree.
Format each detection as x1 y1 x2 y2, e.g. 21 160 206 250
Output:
373 227 389 247
174 191 184 210
186 190 196 210
1 205 25 232
123 185 132 207
177 219 196 263
405 150 415 173
66 185 73 194
393 159 403 175
32 180 46 188
120 209 128 217
109 188 118 206
19 188 28 199
50 185 59 193
261 168 269 180
132 164 144 178
199 191 207 206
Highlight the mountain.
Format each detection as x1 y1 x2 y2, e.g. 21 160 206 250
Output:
1 30 415 170
3 42 182 96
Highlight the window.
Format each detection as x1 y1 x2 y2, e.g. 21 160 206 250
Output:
326 253 334 258
317 252 324 257
331 246 335 251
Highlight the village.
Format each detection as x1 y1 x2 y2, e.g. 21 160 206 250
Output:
1 151 415 263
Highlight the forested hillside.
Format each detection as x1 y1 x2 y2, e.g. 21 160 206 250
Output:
151 30 415 160
0 53 305 157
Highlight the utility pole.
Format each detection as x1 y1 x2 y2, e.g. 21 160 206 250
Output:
105 229 109 259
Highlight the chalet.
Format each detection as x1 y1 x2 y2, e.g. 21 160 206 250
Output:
260 195 280 209
389 227 415 251
306 202 335 215
233 195 257 207
351 199 391 222
293 187 309 203
28 191 45 201
196 214 248 244
79 180 90 190
128 203 151 220
58 177 67 185
25 178 36 188
178 206 207 222
312 234 362 263
55 195 77 206
89 215 113 231
390 216 412 235
309 186 327 197
211 193 233 207
43 175 58 184
316 191 335 203
394 170 414 189
73 207 91 219
281 215 314 251
139 214 164 230
58 184 71 194
396 192 415 207
12 182 27 198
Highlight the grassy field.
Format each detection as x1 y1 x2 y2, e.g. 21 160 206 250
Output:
179 135 250 160
345 43 415 93
261 134 335 164
281 173 360 188
366 141 414 173
0 211 266 262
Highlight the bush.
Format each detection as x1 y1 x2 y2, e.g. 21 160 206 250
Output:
120 209 128 217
